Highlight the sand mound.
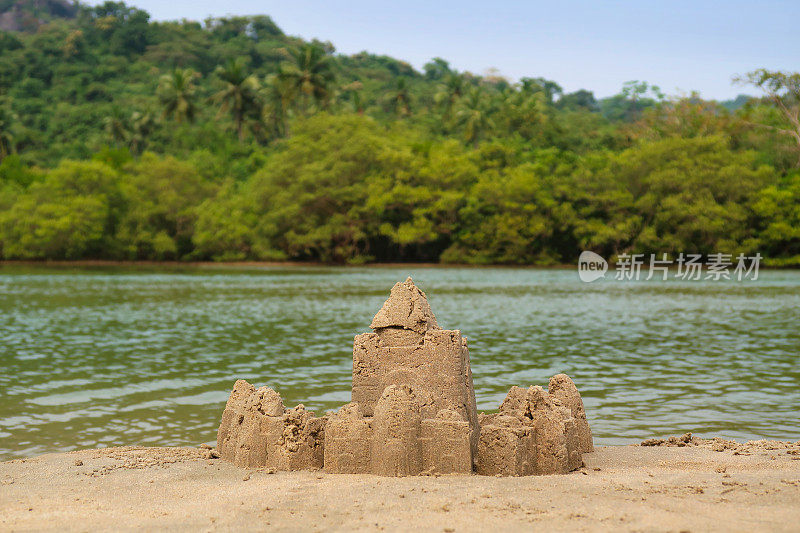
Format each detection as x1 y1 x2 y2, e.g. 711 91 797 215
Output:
642 434 800 455
216 277 593 476
216 380 325 469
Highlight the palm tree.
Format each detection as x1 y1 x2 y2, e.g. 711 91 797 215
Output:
277 43 335 113
0 103 17 161
103 111 129 146
261 73 295 139
390 77 411 117
104 109 154 155
157 68 199 123
340 81 364 114
519 77 563 104
499 87 549 140
213 58 262 141
456 87 496 147
434 73 465 119
128 111 154 154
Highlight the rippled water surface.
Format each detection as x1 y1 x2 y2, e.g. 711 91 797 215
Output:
1 265 799 460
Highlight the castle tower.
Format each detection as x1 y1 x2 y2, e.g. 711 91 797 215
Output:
351 277 479 458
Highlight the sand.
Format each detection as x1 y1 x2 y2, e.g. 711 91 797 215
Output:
217 278 590 476
2 442 800 532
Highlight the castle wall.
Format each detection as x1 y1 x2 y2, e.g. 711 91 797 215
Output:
474 385 585 475
475 419 537 476
549 373 594 453
216 380 325 470
420 410 473 474
323 403 373 474
369 385 424 476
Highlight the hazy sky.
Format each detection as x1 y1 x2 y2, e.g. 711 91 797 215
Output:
86 0 799 100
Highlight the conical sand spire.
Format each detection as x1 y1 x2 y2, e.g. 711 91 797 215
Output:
370 277 439 334
352 277 479 468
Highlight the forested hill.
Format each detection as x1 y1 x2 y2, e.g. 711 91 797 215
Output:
0 1 798 265
0 0 671 165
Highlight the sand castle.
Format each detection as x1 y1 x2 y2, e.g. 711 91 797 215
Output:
216 277 592 476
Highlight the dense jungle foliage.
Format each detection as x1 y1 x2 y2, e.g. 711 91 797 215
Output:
0 1 798 264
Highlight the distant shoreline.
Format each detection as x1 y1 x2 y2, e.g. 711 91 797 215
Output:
1 260 796 271
0 260 577 269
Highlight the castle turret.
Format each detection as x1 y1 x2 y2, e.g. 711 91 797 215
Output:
352 277 479 459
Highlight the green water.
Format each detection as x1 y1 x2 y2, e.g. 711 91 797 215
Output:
1 265 798 460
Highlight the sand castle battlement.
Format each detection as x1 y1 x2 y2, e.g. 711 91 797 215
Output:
217 277 592 476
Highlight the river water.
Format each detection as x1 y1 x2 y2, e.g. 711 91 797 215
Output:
1 265 798 460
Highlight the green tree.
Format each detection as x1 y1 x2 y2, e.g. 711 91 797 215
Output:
87 2 152 56
238 114 413 262
631 94 733 140
600 81 663 122
520 77 563 104
157 68 199 123
0 154 40 189
104 110 154 154
456 87 495 147
367 139 477 261
104 109 129 147
735 69 800 167
0 102 17 162
117 153 216 259
340 81 364 115
751 172 800 264
213 58 262 141
389 77 411 117
434 73 465 120
497 86 552 142
127 111 154 154
0 160 123 259
423 57 451 80
277 43 336 113
443 148 579 264
261 73 295 139
557 89 598 111
193 179 262 261
580 136 774 257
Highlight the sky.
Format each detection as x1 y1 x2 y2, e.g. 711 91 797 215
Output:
86 0 799 100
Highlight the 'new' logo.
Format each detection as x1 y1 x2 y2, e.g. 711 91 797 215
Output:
578 251 607 282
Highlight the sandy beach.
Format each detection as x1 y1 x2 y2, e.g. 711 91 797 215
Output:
2 440 799 532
